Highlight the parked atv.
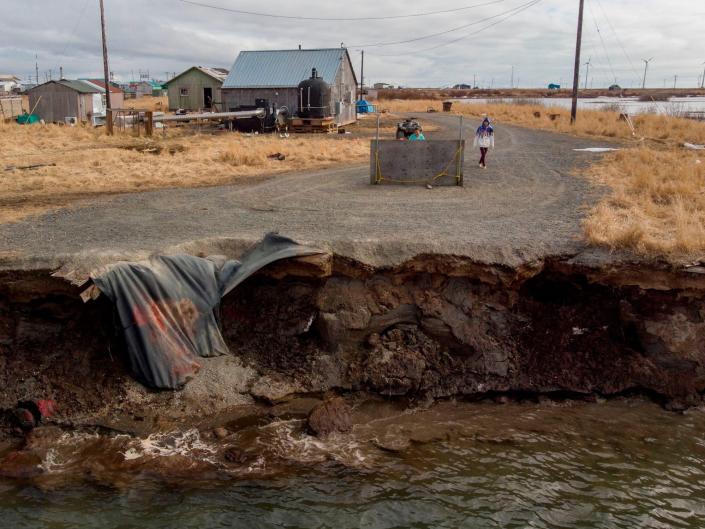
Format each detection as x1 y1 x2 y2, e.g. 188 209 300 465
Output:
396 117 422 139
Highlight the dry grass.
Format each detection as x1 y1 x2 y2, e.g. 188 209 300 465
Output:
122 95 168 112
384 99 705 261
0 119 367 223
382 99 705 146
583 148 705 258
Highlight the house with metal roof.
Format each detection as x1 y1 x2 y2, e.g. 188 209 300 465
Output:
0 75 21 93
222 48 358 125
165 66 229 111
80 79 125 109
27 79 107 124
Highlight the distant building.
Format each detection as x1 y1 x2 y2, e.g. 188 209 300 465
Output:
165 66 228 110
127 81 153 98
221 48 358 125
608 84 622 92
27 80 108 124
0 74 21 93
548 83 561 90
149 80 167 97
80 79 125 109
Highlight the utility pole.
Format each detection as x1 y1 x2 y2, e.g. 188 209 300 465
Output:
673 74 678 89
510 65 514 89
641 57 653 89
584 57 591 89
473 73 477 89
99 0 112 111
35 55 39 85
701 61 705 89
359 50 364 100
570 0 585 124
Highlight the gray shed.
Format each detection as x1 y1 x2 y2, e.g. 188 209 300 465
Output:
27 80 105 124
222 48 358 125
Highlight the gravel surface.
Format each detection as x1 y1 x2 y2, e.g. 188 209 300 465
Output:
0 115 606 273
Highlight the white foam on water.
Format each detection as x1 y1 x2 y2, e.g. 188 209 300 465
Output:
37 432 100 473
253 419 370 468
120 429 218 464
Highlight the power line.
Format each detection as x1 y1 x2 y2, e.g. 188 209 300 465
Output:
177 0 505 21
59 0 91 57
367 0 542 56
353 0 539 48
586 1 617 84
592 0 640 86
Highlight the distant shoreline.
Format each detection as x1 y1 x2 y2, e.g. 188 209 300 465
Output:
374 87 705 101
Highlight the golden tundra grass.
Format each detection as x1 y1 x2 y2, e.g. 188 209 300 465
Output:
382 99 705 146
0 119 367 223
122 95 169 112
383 99 705 261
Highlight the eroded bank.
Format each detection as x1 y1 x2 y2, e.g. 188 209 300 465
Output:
2 252 704 443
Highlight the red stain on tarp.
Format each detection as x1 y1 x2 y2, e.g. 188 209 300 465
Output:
36 399 56 418
132 299 168 333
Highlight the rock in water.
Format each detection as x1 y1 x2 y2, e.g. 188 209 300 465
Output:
213 427 229 439
306 396 353 437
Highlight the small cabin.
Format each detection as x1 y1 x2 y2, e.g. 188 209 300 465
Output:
165 67 228 111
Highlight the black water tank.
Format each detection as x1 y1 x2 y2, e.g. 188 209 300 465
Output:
297 68 331 119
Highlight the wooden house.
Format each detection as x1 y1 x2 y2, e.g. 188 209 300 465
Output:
221 48 358 125
27 80 107 124
165 67 229 110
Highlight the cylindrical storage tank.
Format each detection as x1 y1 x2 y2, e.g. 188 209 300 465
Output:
297 68 331 119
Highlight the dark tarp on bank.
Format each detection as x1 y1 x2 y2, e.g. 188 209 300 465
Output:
92 234 321 389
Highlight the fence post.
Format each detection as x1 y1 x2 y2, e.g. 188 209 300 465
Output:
145 111 153 137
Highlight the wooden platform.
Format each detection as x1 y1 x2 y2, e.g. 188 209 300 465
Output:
288 116 337 133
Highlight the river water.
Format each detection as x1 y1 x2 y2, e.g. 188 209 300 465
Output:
2 398 705 528
458 96 705 117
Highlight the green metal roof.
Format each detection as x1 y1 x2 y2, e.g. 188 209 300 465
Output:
57 80 99 93
223 49 353 89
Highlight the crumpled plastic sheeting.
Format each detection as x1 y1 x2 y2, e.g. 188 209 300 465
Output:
92 233 322 389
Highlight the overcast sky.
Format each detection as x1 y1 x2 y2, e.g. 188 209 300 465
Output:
2 0 704 88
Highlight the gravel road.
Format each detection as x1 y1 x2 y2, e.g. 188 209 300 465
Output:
0 114 607 272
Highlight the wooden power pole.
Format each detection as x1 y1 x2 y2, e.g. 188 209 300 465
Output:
360 50 364 101
99 0 113 133
570 0 585 124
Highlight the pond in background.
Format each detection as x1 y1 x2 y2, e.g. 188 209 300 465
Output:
458 96 705 117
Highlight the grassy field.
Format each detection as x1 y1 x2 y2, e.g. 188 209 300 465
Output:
122 95 169 112
0 113 367 223
383 99 705 261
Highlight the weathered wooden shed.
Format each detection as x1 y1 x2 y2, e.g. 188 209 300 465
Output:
222 48 358 125
27 80 104 123
165 67 229 110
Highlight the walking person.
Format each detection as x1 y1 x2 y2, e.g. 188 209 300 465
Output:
473 117 494 168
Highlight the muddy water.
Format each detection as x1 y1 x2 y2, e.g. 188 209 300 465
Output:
2 399 705 528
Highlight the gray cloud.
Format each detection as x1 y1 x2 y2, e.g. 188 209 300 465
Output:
1 0 704 88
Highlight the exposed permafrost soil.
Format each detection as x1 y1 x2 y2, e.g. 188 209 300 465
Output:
2 252 705 442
